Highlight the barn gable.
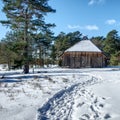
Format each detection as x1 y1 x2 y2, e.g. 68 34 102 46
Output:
62 40 107 68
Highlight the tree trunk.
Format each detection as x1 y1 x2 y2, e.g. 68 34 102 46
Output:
23 63 29 74
23 8 29 74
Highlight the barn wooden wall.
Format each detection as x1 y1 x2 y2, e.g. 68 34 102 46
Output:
62 52 106 68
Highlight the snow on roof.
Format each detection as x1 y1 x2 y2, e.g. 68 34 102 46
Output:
65 40 102 52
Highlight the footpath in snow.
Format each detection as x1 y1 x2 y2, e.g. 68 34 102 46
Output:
37 72 110 120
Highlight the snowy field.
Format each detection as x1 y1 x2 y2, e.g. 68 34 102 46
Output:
0 67 120 120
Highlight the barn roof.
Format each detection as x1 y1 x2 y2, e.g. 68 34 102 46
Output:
65 40 102 52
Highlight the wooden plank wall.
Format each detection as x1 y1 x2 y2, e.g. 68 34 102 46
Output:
62 52 106 68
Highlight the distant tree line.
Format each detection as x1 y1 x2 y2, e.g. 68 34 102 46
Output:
0 30 83 69
51 29 120 66
0 29 120 70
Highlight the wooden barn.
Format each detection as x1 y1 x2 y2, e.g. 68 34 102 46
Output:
62 39 107 68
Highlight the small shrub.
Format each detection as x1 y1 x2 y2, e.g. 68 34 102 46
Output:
33 83 42 90
110 54 119 66
62 78 68 83
4 83 8 88
34 75 39 79
22 88 25 93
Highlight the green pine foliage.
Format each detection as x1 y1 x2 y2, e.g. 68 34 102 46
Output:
103 30 120 55
53 31 82 62
111 51 120 65
91 36 105 50
0 0 55 73
103 30 120 66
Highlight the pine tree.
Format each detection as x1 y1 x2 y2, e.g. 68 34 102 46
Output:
103 30 120 55
103 30 120 65
91 36 105 50
0 0 55 73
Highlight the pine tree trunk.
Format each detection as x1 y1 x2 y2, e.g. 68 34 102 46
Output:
23 8 29 74
23 63 29 74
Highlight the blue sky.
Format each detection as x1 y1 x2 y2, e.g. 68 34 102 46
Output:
0 0 120 39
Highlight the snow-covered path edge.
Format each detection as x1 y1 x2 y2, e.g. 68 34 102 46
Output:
36 74 109 120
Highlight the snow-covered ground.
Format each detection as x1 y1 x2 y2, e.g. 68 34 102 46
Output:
0 67 120 120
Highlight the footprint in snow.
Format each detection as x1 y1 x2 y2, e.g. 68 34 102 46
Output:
104 113 111 119
77 102 85 107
